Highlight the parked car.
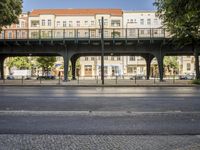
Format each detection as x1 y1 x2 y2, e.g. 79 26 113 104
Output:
130 75 145 80
179 74 194 80
37 75 56 80
7 75 15 80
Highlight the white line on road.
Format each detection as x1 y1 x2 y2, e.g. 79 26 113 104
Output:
0 111 200 117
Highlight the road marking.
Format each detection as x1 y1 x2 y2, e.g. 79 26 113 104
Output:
0 111 200 117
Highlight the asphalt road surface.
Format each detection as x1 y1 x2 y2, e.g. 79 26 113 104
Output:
0 86 200 149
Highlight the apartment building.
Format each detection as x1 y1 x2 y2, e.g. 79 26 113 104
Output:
28 9 123 39
0 13 28 39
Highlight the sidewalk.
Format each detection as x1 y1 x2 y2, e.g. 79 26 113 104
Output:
0 79 198 87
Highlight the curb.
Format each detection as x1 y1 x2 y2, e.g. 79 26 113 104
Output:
0 84 199 87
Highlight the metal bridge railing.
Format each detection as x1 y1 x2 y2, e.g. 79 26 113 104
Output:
0 28 170 40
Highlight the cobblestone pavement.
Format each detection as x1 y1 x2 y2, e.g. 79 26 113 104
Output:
0 135 200 150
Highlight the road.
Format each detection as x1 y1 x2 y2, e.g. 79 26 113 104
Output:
0 86 200 149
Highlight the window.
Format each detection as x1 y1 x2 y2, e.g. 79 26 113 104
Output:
69 32 73 37
111 56 115 61
16 23 20 28
8 32 12 39
91 31 95 37
98 19 101 26
31 20 39 27
1 31 4 39
42 20 45 26
140 19 144 25
154 30 158 34
147 19 151 25
69 21 73 27
140 30 144 34
21 21 25 28
129 56 135 61
17 31 20 38
104 19 108 26
85 21 88 26
56 21 60 27
85 32 89 37
117 56 121 61
104 31 108 37
31 32 39 38
104 56 108 60
111 20 120 27
48 20 51 26
85 57 89 61
91 21 95 26
91 57 95 61
76 21 80 27
129 29 136 36
187 63 191 71
63 21 66 27
154 19 158 25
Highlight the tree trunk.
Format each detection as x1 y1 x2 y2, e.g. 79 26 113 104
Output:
194 48 200 80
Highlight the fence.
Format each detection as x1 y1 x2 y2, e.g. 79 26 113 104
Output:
0 75 193 86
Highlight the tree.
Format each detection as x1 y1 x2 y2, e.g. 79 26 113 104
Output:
164 56 179 75
36 57 56 76
154 0 200 79
0 0 23 31
6 57 31 73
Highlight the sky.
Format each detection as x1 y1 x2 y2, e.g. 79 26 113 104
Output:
23 0 155 12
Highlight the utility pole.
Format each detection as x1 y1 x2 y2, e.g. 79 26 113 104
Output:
101 17 105 85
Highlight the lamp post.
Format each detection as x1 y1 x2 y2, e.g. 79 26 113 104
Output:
101 17 105 85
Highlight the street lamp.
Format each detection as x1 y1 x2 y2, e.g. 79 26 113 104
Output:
100 17 105 85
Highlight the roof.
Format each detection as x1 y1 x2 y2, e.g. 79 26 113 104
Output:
29 9 123 16
123 10 156 13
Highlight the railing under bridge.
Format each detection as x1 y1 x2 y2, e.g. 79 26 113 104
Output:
0 28 170 41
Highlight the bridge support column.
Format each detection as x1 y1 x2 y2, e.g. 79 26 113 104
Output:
143 54 154 80
71 55 79 80
63 51 71 82
156 55 164 82
0 56 5 80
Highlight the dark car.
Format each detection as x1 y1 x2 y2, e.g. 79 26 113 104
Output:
130 75 145 80
7 75 15 80
37 75 55 80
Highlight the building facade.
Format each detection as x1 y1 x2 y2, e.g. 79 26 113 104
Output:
0 9 199 78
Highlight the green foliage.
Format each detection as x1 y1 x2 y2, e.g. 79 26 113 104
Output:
154 0 200 79
154 0 200 46
0 0 23 31
36 57 56 74
6 57 31 70
192 79 200 85
164 56 178 69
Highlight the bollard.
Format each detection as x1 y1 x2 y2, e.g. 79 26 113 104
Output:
40 77 42 84
58 72 61 85
115 76 118 84
96 76 98 84
77 76 79 85
135 76 137 84
58 75 61 85
3 79 5 84
21 76 24 85
173 75 175 84
154 76 156 84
